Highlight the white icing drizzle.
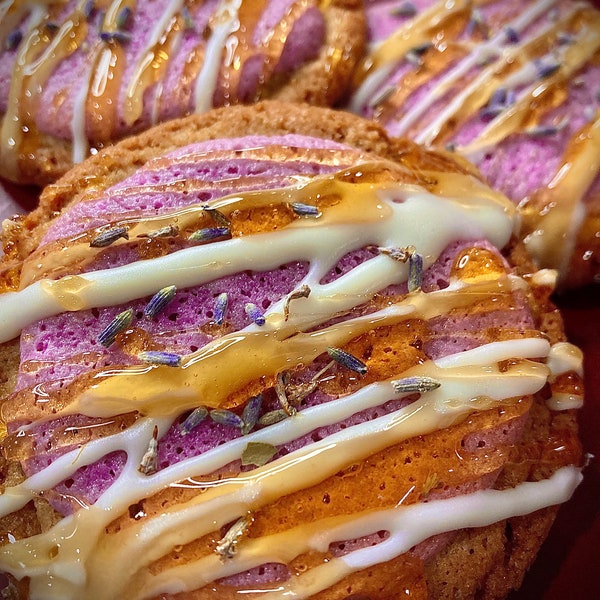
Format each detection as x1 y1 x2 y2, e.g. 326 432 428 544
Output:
139 466 581 600
349 0 473 115
546 342 584 410
0 181 515 343
0 340 552 598
393 0 559 139
70 41 99 165
194 0 243 112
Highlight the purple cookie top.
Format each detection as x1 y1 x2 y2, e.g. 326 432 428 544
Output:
4 131 543 593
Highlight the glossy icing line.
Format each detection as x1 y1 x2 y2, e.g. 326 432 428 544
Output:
0 174 515 343
0 136 584 597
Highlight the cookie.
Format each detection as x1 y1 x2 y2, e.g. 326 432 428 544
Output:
0 0 364 185
349 0 600 288
0 102 584 599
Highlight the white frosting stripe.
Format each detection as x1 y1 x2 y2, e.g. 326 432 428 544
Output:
0 184 514 343
194 0 243 112
0 337 550 517
138 466 582 600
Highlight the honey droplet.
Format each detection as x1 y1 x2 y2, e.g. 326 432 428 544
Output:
451 247 505 283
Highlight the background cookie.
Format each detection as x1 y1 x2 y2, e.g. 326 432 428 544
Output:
0 102 585 598
349 0 600 289
0 0 364 185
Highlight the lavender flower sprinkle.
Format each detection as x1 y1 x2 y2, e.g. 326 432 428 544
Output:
212 292 229 325
291 202 321 217
241 395 262 435
188 226 230 242
90 226 129 247
144 285 177 320
210 409 244 429
97 308 134 348
137 351 182 367
180 407 208 435
245 303 266 326
408 252 423 292
391 376 441 394
5 30 22 51
327 347 367 375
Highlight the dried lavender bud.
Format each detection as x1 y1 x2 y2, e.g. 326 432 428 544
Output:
525 119 567 138
390 2 417 18
137 351 182 367
188 226 230 242
181 6 196 31
245 303 265 326
5 30 22 51
556 32 574 46
215 516 250 559
90 226 129 247
327 347 367 375
138 426 159 475
213 292 229 325
83 0 95 19
180 406 208 435
258 409 288 426
406 42 432 67
241 394 262 435
97 308 134 348
210 409 244 429
291 202 321 217
144 285 177 320
203 205 230 228
408 252 423 292
535 59 560 79
466 8 488 38
391 376 441 394
116 6 132 30
283 285 311 321
100 30 132 44
504 26 519 44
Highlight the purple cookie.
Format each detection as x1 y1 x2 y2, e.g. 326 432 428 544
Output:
0 0 365 185
349 0 600 288
0 103 584 599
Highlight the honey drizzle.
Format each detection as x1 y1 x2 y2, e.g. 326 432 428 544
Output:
70 278 519 419
457 14 600 152
0 339 558 599
1 2 50 181
123 0 185 126
521 115 600 276
352 0 600 279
